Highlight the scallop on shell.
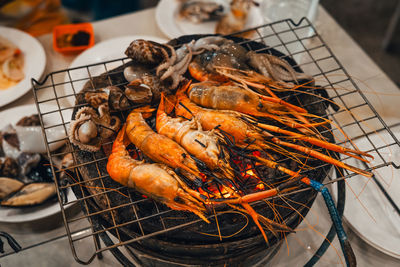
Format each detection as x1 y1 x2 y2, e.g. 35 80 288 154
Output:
69 112 102 152
68 105 121 152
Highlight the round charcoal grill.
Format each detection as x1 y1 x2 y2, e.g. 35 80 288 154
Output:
31 18 400 266
67 34 336 266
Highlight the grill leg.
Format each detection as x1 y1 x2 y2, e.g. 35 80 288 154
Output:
94 234 103 259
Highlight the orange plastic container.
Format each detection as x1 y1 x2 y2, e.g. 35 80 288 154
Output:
53 23 94 54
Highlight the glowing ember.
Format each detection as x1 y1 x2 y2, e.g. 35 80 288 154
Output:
200 173 207 182
246 169 256 177
256 183 265 190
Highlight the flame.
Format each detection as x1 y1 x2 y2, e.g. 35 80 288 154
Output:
198 155 266 199
203 182 234 199
242 164 266 191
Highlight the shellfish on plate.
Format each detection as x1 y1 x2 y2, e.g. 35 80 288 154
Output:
0 104 75 223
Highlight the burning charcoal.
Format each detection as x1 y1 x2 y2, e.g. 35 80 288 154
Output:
289 160 298 171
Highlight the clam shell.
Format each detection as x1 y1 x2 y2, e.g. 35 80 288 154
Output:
123 64 152 83
105 86 130 110
125 83 153 104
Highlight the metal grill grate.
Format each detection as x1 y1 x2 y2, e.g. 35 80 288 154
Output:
32 18 400 265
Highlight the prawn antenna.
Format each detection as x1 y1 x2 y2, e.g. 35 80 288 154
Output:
214 125 237 147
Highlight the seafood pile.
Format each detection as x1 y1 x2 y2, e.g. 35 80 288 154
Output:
69 35 371 264
179 0 257 36
0 36 24 90
0 115 66 207
179 0 225 23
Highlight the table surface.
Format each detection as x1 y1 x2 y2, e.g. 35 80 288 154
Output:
1 6 400 267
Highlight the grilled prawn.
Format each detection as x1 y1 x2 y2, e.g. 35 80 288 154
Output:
108 126 292 244
175 83 372 178
187 81 328 132
107 125 208 222
125 107 204 185
188 81 305 113
156 94 234 180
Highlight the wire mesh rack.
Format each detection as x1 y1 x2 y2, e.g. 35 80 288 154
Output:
31 17 400 265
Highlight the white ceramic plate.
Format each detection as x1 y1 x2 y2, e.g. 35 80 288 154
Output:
340 125 400 258
62 35 167 107
0 104 75 223
0 26 46 107
155 0 264 39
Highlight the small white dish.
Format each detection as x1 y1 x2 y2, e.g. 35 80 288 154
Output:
155 0 264 39
0 26 46 107
340 126 400 258
0 104 74 223
61 35 167 107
